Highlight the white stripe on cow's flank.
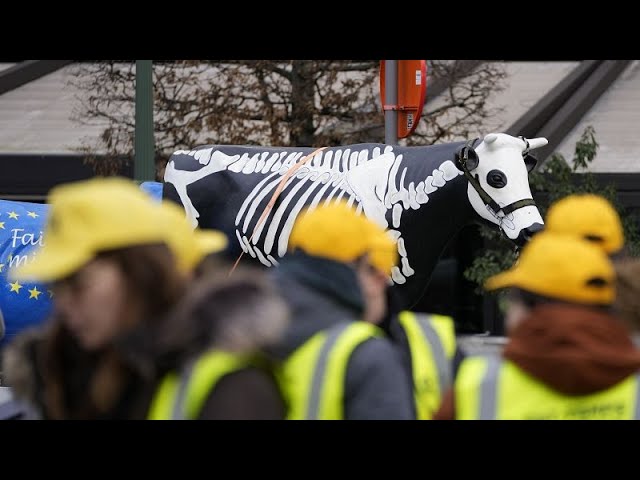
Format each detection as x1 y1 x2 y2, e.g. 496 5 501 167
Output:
235 171 280 226
276 179 324 257
254 247 272 267
263 176 312 255
235 230 248 253
341 149 351 172
249 174 304 245
242 236 257 258
323 181 345 206
267 255 279 266
332 150 342 172
242 174 298 234
306 173 337 215
346 194 356 209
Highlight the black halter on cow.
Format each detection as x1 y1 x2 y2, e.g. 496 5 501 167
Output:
163 133 547 310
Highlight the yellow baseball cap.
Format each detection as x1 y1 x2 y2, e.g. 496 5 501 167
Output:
12 177 227 283
545 194 624 254
485 231 615 305
288 201 398 275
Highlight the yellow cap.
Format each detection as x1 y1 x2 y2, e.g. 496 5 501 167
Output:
485 231 615 305
156 200 228 272
288 201 398 275
545 194 624 254
12 177 227 283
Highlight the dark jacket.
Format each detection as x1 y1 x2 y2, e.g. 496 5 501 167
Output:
2 267 289 420
434 303 640 420
270 251 415 420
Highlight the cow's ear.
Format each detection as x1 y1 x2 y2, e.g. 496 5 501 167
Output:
455 144 480 172
523 153 537 173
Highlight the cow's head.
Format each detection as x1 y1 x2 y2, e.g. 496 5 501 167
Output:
455 133 546 247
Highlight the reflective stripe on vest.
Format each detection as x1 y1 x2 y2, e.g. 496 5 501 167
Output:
456 355 640 420
276 322 382 420
147 350 253 420
398 311 456 420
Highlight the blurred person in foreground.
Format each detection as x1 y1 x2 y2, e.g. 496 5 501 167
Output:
145 198 290 420
434 231 640 420
268 201 415 420
544 193 640 345
2 177 288 419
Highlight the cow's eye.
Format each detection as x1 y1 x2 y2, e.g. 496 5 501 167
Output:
487 170 507 188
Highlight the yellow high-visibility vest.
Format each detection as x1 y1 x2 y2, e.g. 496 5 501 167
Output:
276 322 383 420
397 311 456 420
148 350 253 420
456 355 640 420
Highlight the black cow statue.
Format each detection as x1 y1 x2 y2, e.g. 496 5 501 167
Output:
163 132 547 310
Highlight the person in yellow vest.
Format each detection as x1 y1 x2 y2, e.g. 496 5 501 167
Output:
2 177 271 419
382 297 459 420
434 231 640 420
146 264 290 420
269 201 415 420
544 193 640 345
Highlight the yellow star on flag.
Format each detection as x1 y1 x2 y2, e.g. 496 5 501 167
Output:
0 222 5 230
7 211 19 220
28 287 41 300
27 211 39 218
0 264 4 273
9 281 22 293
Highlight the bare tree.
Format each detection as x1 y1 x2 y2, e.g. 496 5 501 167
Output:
69 60 506 178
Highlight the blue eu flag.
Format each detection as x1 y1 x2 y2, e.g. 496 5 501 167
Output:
0 181 164 348
0 200 52 347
